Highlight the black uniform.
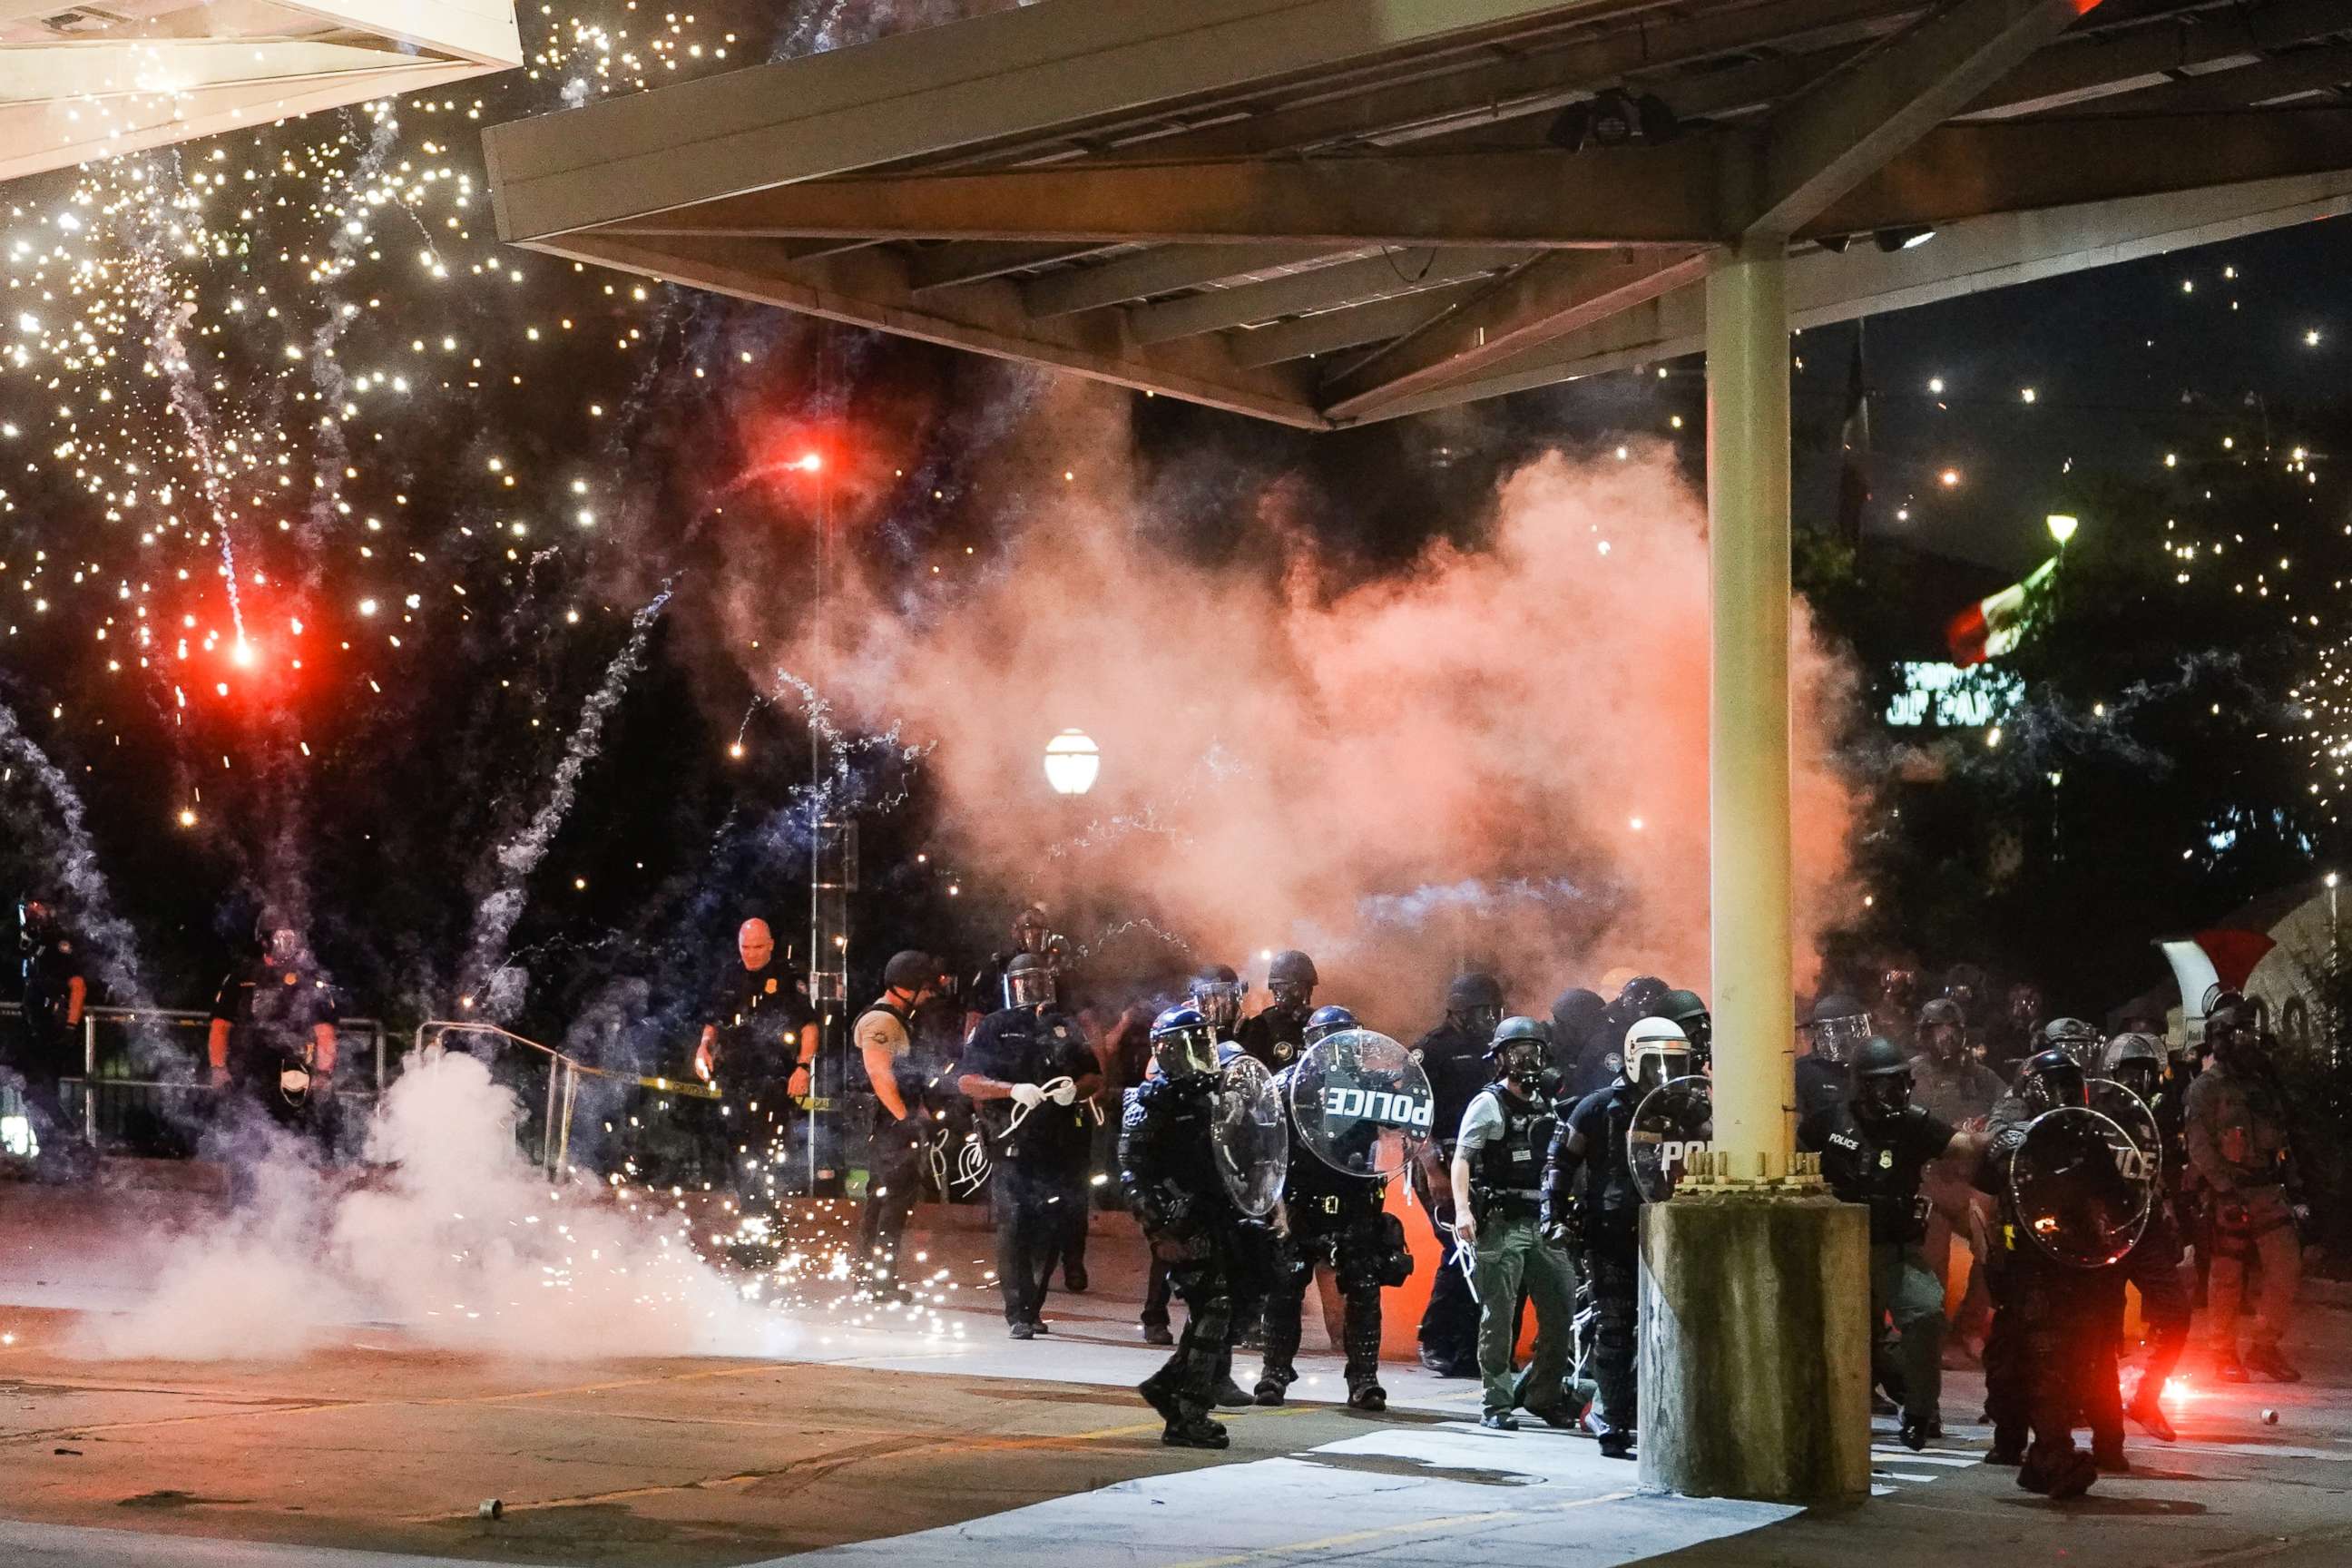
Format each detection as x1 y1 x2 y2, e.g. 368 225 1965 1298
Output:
2116 1083 2193 1414
1123 1072 1257 1426
9 920 86 1160
1794 1054 1847 1120
1545 1081 1646 1437
1976 1112 2122 1490
1256 1063 1406 1401
701 959 815 1200
1798 1102 1955 1433
1234 1005 1308 1073
1409 1018 1489 1375
965 1004 1097 1328
210 956 340 1135
849 995 928 1291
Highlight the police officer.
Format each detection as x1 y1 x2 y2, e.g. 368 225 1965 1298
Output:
964 904 1069 1037
1976 1048 2121 1498
1122 1004 1251 1449
1136 964 1253 1349
1410 972 1504 1377
691 917 818 1196
1796 994 1870 1118
2183 1002 2304 1383
1653 989 1711 1072
1452 1015 1577 1432
960 954 1101 1338
9 895 89 1171
1236 950 1316 1071
207 913 340 1142
2100 1031 2193 1440
849 950 946 1302
1191 964 1248 1043
1549 987 1613 1101
1544 1015 1694 1458
1910 996 2005 1357
1984 982 2046 1077
1798 1035 1984 1451
1254 1004 1408 1412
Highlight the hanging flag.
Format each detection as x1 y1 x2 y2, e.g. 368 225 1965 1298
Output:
1836 325 1871 551
1946 556 2057 665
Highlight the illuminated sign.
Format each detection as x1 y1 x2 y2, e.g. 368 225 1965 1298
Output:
1885 662 2023 728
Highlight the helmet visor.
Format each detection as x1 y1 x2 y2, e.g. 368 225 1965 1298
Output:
1153 1024 1220 1079
1004 965 1056 1009
1193 980 1246 1030
1804 1013 1872 1065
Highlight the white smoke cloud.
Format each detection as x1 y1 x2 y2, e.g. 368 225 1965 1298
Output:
76 1052 779 1361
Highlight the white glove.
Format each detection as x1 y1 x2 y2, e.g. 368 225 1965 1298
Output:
1008 1083 1046 1111
1046 1079 1078 1106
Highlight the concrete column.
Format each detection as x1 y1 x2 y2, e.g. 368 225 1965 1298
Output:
1705 242 1796 1182
1637 241 1867 1506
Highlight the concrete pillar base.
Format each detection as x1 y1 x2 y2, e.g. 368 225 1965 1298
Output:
1638 1192 1870 1504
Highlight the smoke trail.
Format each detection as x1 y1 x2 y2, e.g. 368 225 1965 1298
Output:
299 105 405 547
0 698 152 1013
459 587 673 1015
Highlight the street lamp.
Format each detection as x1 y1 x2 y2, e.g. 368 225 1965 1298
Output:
1044 729 1100 797
2047 513 2080 548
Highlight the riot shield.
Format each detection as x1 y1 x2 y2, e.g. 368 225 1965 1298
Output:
1213 1055 1289 1218
2089 1080 2162 1183
2008 1105 2154 1269
1288 1028 1434 1181
1628 1074 1713 1203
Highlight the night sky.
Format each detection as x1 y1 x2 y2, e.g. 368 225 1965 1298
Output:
1 0 2346 1041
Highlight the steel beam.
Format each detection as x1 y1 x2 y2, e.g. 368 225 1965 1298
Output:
1225 279 1491 366
1739 0 2104 238
1125 246 1533 345
1024 243 1336 318
1318 249 1711 419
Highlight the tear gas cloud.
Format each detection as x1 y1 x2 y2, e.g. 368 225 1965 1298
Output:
79 1052 778 1361
741 384 1860 1026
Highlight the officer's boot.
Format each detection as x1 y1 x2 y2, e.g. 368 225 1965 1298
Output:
2244 1340 2301 1383
1346 1378 1387 1413
2124 1388 2177 1443
2212 1345 2249 1382
1252 1363 1294 1406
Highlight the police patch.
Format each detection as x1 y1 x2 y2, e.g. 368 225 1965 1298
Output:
1878 1149 1894 1170
764 977 778 995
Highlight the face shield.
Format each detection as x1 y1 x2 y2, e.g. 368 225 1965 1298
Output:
1193 979 1247 1033
1153 1022 1220 1079
2024 1062 2089 1114
1631 1043 1692 1093
1004 965 1057 1010
1921 1022 1964 1063
1268 976 1314 1014
264 927 301 964
2109 1059 2161 1103
1455 1002 1504 1039
1803 1012 1872 1065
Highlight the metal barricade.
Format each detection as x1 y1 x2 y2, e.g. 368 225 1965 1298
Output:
411 1021 720 1178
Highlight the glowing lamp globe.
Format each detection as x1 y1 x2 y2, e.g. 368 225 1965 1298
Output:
2047 513 2079 546
1044 730 1100 797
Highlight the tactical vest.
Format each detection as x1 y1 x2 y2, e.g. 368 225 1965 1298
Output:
856 995 930 1101
1474 1085 1555 1216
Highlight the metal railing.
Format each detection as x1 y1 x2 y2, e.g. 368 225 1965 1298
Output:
2 1003 386 1150
412 1020 720 1177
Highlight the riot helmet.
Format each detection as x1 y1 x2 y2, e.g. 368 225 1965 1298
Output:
2203 989 2266 1073
1850 1035 1915 1126
1485 1014 1553 1086
2039 1016 2101 1069
1916 996 1966 1063
1550 986 1606 1041
1801 993 1872 1065
254 907 300 963
1656 989 1711 1063
2015 1047 2090 1114
1446 972 1504 1039
1266 949 1318 1014
1191 964 1247 1034
1150 1004 1220 1079
1878 965 1919 1014
883 949 943 997
1615 975 1670 1018
1004 952 1057 1010
1943 963 1989 1019
1623 1015 1693 1092
1014 904 1052 952
2006 981 2044 1031
1303 1004 1358 1049
2099 1031 2164 1103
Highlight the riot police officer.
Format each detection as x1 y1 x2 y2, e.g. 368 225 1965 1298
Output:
1236 950 1317 1071
2183 1002 2304 1383
1122 1005 1253 1449
1191 964 1249 1043
960 954 1102 1338
1544 1015 1695 1458
1976 1048 2134 1498
1549 987 1613 1101
1798 1035 1984 1451
1654 989 1711 1072
1410 972 1504 1377
207 913 340 1143
8 895 89 1171
1451 1015 1577 1432
1911 996 2005 1357
1796 994 1870 1118
1254 1005 1410 1412
849 950 946 1302
1132 964 1252 1357
2100 1032 2192 1440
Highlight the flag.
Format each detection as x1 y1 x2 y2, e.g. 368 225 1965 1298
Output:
1946 556 2056 665
1836 325 1871 550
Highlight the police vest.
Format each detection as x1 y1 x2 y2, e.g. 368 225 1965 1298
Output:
1474 1086 1555 1214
